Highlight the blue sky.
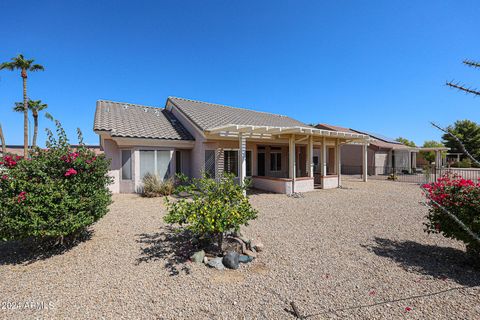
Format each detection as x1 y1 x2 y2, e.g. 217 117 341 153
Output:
0 0 479 146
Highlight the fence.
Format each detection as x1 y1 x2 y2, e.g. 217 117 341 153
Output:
341 165 480 184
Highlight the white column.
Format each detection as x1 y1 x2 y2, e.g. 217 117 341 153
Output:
362 143 368 182
239 134 247 190
336 139 341 187
307 135 314 178
289 135 296 194
321 137 327 177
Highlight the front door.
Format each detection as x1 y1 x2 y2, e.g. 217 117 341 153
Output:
257 152 265 176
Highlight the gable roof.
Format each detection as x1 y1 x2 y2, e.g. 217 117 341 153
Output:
168 97 312 131
94 100 194 140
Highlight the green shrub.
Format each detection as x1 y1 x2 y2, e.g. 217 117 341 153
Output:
164 174 258 249
142 173 175 197
0 121 112 243
451 158 473 168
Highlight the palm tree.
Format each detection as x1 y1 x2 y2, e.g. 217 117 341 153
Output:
0 54 44 158
13 100 48 148
0 123 6 155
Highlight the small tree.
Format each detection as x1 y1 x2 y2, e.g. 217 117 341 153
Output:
395 137 416 147
441 120 480 164
14 99 48 148
164 174 258 250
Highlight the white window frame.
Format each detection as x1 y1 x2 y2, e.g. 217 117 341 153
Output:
139 149 173 181
120 149 133 180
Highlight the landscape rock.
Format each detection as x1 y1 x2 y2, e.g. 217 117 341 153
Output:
222 251 240 269
239 255 254 263
190 250 205 263
203 257 209 264
207 257 225 270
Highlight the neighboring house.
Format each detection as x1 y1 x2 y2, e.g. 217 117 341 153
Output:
315 124 420 175
1 145 103 156
93 97 369 194
316 124 449 174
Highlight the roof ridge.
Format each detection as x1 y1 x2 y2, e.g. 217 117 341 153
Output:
97 99 161 110
168 96 292 118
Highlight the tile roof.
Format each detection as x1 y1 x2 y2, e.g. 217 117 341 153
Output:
94 100 194 140
168 97 312 131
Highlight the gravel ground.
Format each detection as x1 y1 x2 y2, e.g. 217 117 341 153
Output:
1 179 479 319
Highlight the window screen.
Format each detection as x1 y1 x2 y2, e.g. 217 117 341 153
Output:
140 150 155 179
121 150 132 180
205 150 216 178
140 150 171 180
156 151 171 180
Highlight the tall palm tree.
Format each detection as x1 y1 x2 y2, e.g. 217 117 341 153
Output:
0 54 44 158
13 100 48 148
0 123 6 155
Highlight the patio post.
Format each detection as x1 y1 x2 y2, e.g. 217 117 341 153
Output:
239 133 247 194
362 143 368 182
336 138 341 187
289 134 296 193
307 135 314 178
320 137 327 179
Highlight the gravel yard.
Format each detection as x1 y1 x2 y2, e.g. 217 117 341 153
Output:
1 179 479 319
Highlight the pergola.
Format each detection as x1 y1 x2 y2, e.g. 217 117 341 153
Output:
205 124 371 192
419 147 450 167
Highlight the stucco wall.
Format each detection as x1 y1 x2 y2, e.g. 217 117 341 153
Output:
103 139 121 193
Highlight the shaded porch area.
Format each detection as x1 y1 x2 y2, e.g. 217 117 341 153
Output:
205 125 370 194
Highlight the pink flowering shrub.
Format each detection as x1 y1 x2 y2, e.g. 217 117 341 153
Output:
422 172 480 257
0 121 112 242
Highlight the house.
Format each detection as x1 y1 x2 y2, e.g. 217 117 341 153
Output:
315 124 447 175
93 97 370 194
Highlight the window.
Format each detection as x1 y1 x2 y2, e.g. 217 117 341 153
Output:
121 150 132 180
175 151 182 175
205 150 216 178
246 150 252 176
270 152 282 171
313 156 319 173
140 150 171 180
224 150 238 176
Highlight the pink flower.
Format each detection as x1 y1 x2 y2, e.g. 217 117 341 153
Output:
17 191 27 203
1 155 17 168
1 175 7 180
64 168 78 177
405 307 412 312
369 290 376 296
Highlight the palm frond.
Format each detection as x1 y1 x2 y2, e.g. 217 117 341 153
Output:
30 64 45 71
44 112 55 121
0 62 16 71
13 102 26 112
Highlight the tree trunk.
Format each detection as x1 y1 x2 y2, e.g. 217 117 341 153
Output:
32 113 38 148
22 70 29 159
0 123 6 155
